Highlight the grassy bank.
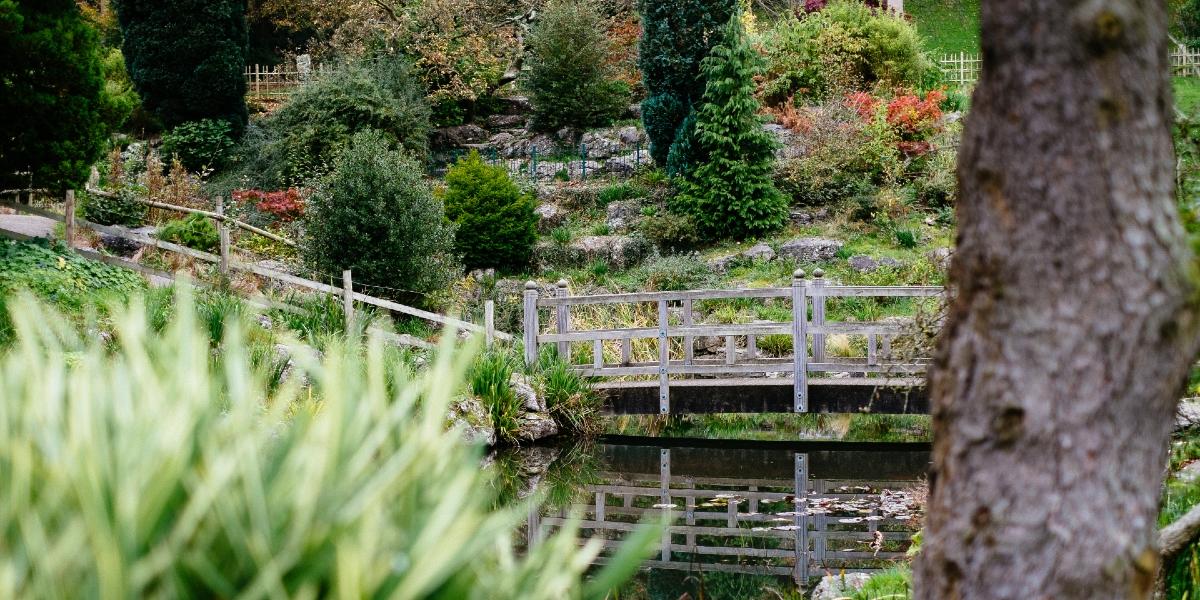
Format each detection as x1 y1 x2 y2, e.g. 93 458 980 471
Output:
906 0 980 54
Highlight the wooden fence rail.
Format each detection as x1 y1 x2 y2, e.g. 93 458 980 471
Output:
941 44 1200 89
0 192 510 343
523 272 942 414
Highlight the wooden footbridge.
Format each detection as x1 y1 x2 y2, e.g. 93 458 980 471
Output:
522 271 943 415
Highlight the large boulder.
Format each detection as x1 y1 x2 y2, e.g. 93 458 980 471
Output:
778 237 843 263
448 397 497 446
511 373 544 413
811 573 871 600
430 124 489 150
535 203 566 233
1177 400 1200 432
848 254 904 273
99 225 157 257
570 235 651 269
581 129 623 160
790 207 832 226
743 243 775 262
485 114 525 129
516 411 559 442
928 247 953 271
605 200 642 233
765 123 804 160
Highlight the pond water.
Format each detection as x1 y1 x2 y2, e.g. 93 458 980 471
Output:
505 438 930 599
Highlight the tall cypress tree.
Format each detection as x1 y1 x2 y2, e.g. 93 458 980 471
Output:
675 15 786 240
112 0 247 133
637 0 736 173
0 0 108 190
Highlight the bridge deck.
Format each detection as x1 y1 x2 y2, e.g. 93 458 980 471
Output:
596 378 928 414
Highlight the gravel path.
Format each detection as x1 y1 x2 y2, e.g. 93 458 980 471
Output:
0 214 56 239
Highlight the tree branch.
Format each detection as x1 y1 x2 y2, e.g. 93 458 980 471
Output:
1161 503 1200 563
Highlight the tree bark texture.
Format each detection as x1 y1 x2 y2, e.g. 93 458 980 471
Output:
913 1 1199 598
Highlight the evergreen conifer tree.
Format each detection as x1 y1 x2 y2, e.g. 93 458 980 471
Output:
676 15 787 240
0 0 107 190
526 0 628 132
112 0 247 132
637 0 736 172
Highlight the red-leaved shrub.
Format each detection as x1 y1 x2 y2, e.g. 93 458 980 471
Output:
844 89 944 157
233 188 305 222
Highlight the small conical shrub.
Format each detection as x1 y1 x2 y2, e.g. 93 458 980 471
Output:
675 14 788 240
443 151 538 272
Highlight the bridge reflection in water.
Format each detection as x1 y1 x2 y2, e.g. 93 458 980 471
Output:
527 442 928 590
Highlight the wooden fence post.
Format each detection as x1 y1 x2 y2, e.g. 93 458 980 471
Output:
342 269 354 333
523 281 539 366
555 279 571 361
657 299 670 415
811 269 826 363
64 190 76 249
791 269 808 413
216 196 230 275
485 299 495 348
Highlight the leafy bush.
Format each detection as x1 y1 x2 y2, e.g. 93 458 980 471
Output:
232 58 430 190
0 292 654 598
760 1 931 104
913 146 957 208
526 0 629 131
639 211 703 253
233 188 305 222
633 254 714 291
895 228 919 248
98 47 142 132
1183 0 1200 45
442 151 538 273
112 0 248 131
160 118 237 171
674 16 787 240
0 239 145 316
158 213 219 252
773 99 900 206
847 89 945 157
303 130 459 307
81 186 147 226
0 0 107 190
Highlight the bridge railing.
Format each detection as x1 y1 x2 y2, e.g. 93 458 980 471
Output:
522 270 943 413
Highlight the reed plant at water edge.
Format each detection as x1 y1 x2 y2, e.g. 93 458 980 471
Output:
0 290 657 599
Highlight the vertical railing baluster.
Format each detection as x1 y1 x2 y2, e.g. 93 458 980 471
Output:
812 269 827 363
791 270 809 413
658 299 670 414
523 281 539 366
660 449 672 561
555 279 571 362
683 299 694 366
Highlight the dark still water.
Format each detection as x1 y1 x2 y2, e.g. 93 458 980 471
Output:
506 439 930 599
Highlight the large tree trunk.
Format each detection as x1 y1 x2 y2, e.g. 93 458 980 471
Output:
913 1 1199 598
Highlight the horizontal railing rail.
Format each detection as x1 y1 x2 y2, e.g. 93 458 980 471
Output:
0 191 510 343
523 273 943 413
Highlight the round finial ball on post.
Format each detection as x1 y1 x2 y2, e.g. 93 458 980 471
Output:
525 280 538 290
557 279 569 288
813 268 825 279
793 268 806 280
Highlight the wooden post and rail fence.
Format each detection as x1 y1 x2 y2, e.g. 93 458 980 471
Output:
0 190 506 348
523 271 942 415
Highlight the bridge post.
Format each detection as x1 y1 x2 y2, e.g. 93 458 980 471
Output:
811 269 826 363
791 270 809 412
523 281 539 366
657 300 670 414
555 279 571 362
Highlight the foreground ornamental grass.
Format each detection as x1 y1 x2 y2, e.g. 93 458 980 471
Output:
0 291 654 598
